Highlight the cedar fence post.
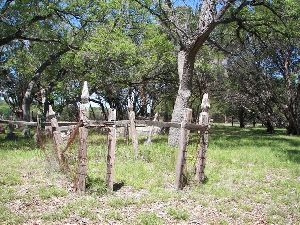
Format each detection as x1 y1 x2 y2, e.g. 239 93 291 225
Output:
124 124 129 145
48 106 68 171
128 99 139 159
106 108 117 191
145 113 159 144
48 106 61 157
76 81 90 193
35 113 43 148
195 93 210 183
175 108 192 190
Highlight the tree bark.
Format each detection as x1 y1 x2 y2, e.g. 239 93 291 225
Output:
22 81 34 121
168 50 195 146
238 107 245 128
282 50 300 135
286 114 300 135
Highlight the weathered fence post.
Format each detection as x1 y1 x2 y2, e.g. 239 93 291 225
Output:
175 108 192 190
145 113 159 144
128 99 139 159
124 124 129 145
76 81 90 193
48 105 68 171
48 106 61 155
6 121 16 140
195 93 210 183
106 108 117 191
35 114 43 148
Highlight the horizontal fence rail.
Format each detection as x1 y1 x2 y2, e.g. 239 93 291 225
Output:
0 119 208 131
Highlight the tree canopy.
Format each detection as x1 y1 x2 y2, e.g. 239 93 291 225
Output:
1 0 300 135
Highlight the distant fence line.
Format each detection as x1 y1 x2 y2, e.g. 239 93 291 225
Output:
0 81 210 193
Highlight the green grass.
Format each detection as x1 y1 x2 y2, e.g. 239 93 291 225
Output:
105 210 122 221
135 212 163 225
0 100 10 117
0 205 24 224
167 207 189 220
0 125 299 224
42 196 100 222
38 185 68 199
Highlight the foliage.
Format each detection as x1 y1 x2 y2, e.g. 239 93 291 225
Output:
0 100 10 117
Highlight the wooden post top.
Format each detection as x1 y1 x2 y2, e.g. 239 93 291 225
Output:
201 93 210 111
48 105 55 116
47 105 56 120
128 98 133 111
81 81 89 103
182 108 193 123
80 81 90 126
108 108 117 121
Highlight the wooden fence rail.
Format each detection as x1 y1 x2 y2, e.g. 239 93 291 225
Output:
0 119 208 131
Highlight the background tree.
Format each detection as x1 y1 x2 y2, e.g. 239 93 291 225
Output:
133 0 276 145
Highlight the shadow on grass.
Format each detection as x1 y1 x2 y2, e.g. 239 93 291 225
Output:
86 176 107 195
86 176 125 194
284 149 300 163
0 134 37 151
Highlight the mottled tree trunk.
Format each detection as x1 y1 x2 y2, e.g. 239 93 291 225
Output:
168 50 195 146
285 90 300 135
22 94 31 121
286 112 300 135
283 51 300 135
22 81 35 137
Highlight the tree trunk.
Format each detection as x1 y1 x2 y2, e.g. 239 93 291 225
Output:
22 81 34 121
283 51 300 135
253 119 256 127
22 81 35 137
238 107 245 128
265 119 274 134
285 90 300 135
168 50 195 146
286 107 300 135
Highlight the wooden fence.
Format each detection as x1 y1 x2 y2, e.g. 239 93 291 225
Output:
0 82 210 192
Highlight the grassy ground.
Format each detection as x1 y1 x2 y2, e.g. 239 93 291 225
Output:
0 125 299 224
